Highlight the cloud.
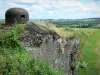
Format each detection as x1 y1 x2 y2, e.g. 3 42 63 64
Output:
0 0 100 19
0 0 5 18
7 2 28 8
0 9 5 19
0 10 4 15
9 0 37 3
6 0 100 13
93 0 100 2
0 0 3 7
81 2 100 12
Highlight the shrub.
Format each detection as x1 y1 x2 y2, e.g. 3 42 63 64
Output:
0 24 65 75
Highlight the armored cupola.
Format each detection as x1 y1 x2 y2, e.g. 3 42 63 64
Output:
5 8 29 25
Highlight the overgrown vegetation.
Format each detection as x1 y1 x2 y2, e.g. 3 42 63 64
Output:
0 24 64 75
64 28 100 75
34 21 74 38
76 29 100 75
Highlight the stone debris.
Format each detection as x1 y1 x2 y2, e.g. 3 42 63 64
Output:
81 61 88 68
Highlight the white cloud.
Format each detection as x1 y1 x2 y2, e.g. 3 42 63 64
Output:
79 2 100 13
0 10 5 17
1 0 100 19
7 2 30 11
12 0 37 3
0 0 5 17
7 0 100 13
31 5 44 12
48 11 54 14
51 0 82 8
7 2 27 7
31 0 84 15
0 0 3 7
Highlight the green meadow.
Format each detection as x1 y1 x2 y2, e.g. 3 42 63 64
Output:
60 27 100 75
66 28 100 75
76 29 100 75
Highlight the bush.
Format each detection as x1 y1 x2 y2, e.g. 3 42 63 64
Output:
0 24 64 75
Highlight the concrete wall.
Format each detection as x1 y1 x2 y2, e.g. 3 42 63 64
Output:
20 22 80 75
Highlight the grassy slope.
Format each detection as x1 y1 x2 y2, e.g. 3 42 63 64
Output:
77 29 100 75
64 28 100 75
34 21 74 38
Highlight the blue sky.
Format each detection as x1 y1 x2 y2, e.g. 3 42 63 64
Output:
0 0 100 19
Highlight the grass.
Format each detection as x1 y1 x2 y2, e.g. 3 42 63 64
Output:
33 21 74 38
0 24 65 75
77 29 100 75
64 28 100 75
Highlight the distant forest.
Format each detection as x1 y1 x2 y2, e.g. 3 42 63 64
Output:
1 18 100 28
33 18 100 28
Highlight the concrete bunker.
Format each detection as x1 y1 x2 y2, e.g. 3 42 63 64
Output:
5 8 29 25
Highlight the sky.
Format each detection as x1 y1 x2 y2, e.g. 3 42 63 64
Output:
0 0 100 19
